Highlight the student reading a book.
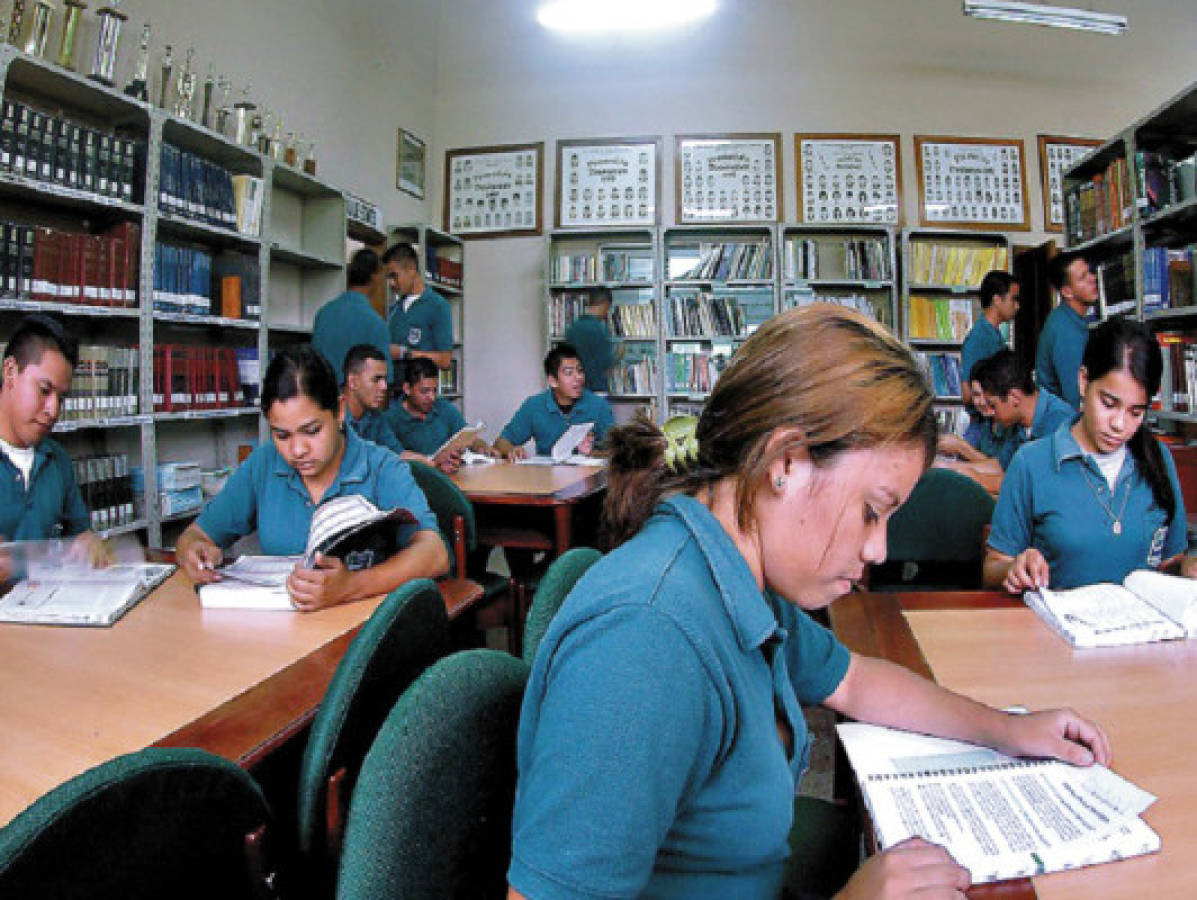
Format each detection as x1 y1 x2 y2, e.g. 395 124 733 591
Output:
177 346 446 611
384 356 497 463
384 242 453 372
494 343 614 461
986 317 1194 592
1036 251 1098 410
311 248 393 387
960 270 1019 413
563 286 617 394
509 305 1111 900
976 349 1075 469
0 314 109 580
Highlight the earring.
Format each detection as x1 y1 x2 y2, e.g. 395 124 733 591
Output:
774 476 786 489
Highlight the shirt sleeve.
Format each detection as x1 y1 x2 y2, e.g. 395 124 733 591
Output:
499 398 534 447
1035 325 1060 398
370 310 395 382
988 451 1035 557
1159 442 1189 559
372 453 440 546
775 601 851 703
430 296 453 352
369 418 406 456
195 452 261 548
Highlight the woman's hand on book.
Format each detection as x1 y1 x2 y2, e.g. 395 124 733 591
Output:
835 836 969 900
997 708 1112 768
1004 548 1049 593
177 529 223 584
287 553 351 611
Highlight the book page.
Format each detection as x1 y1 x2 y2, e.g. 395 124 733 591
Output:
0 578 139 625
551 422 594 462
215 555 300 587
432 421 485 459
1124 569 1197 635
1029 584 1184 648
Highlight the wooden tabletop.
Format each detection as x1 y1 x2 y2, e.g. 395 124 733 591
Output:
831 591 1197 900
451 461 607 504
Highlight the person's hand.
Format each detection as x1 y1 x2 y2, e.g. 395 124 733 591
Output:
994 708 1111 767
287 553 352 612
179 539 223 584
937 433 970 458
578 432 595 456
507 445 527 462
835 837 970 900
434 447 463 474
1181 555 1197 579
477 443 502 459
1004 548 1049 593
67 531 112 569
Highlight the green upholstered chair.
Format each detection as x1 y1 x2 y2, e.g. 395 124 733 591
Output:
521 546 601 664
0 747 276 900
336 648 530 900
782 796 862 899
868 467 996 590
295 578 450 885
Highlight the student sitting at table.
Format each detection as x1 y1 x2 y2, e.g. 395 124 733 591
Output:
976 348 1075 469
985 317 1195 592
494 343 614 461
384 356 497 465
935 357 1009 481
0 314 108 579
177 346 447 611
509 304 1111 900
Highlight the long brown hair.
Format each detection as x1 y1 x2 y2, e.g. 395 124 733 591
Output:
601 304 938 548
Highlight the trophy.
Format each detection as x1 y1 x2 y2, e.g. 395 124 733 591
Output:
172 47 195 119
21 0 54 57
123 20 149 100
88 0 126 86
7 0 27 45
231 84 255 146
283 132 297 168
55 0 85 69
156 43 172 109
255 110 272 156
302 140 317 176
213 75 231 134
200 63 214 128
270 117 284 161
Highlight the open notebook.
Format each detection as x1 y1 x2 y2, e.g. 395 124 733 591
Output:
0 562 176 626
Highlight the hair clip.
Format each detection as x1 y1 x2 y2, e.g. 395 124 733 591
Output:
663 415 700 474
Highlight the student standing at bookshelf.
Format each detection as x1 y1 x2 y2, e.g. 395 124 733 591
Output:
311 248 393 387
960 270 1019 413
976 349 1075 469
494 343 614 460
1036 251 1098 409
986 317 1194 592
384 356 497 463
563 287 617 393
0 315 108 579
384 242 453 371
177 346 447 611
508 305 1111 900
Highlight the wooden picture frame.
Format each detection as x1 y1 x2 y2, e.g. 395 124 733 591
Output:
555 136 660 230
675 133 781 224
795 133 902 225
443 142 544 239
914 135 1030 231
397 129 426 199
1038 135 1102 232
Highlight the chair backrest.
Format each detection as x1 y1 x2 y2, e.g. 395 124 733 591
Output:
296 578 450 869
522 547 602 663
0 747 274 900
336 648 530 900
408 460 476 576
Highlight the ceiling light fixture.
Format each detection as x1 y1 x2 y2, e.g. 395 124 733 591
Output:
537 0 717 34
963 1 1127 35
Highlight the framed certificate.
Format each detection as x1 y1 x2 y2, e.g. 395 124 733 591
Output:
795 134 901 225
915 136 1030 230
676 133 781 224
555 137 660 229
397 129 426 199
1038 135 1102 232
444 142 544 239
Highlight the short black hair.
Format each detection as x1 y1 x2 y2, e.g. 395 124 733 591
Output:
979 270 1018 309
975 348 1034 398
545 343 581 379
347 248 380 288
1048 251 1087 292
402 356 440 387
590 286 613 307
343 343 387 381
967 354 993 385
3 314 78 370
381 242 419 268
261 345 339 414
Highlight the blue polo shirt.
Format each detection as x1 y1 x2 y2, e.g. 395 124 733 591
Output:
312 290 394 387
195 426 437 556
345 407 405 457
0 438 90 540
564 313 615 393
995 389 1076 470
510 495 851 899
384 398 466 456
1035 303 1089 409
989 424 1187 589
961 317 1006 384
499 389 614 456
388 286 453 353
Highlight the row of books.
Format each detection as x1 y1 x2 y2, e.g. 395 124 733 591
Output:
914 351 964 399
1096 252 1136 317
553 253 602 284
785 286 890 325
783 237 890 281
236 347 261 404
907 296 974 342
1142 246 1195 312
438 358 460 395
666 346 732 394
1158 333 1197 413
609 356 658 396
61 345 139 422
552 249 653 284
906 242 1009 287
0 99 140 203
1063 156 1134 244
676 241 773 281
10 221 140 307
549 294 658 339
1135 150 1195 218
153 242 261 319
151 344 247 413
425 246 463 287
74 454 136 533
668 293 744 338
158 143 262 236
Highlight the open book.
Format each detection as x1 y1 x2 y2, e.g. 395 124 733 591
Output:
0 562 176 626
1026 569 1197 648
432 421 486 459
517 422 603 465
837 720 1160 884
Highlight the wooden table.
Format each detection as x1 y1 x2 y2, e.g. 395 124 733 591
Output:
0 572 481 827
831 590 1197 900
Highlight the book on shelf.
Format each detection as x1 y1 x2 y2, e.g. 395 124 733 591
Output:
676 241 773 281
907 242 1008 287
1095 251 1137 317
784 236 890 281
214 250 262 320
158 143 238 230
74 454 136 532
1157 332 1197 412
669 292 744 338
438 357 459 395
785 285 889 326
914 351 963 398
151 344 246 413
10 221 139 307
553 252 599 284
600 245 653 282
907 296 974 342
426 245 463 288
1135 150 1177 218
154 242 259 320
610 354 658 396
836 720 1159 885
611 302 656 338
231 174 264 237
0 555 175 627
668 344 732 395
1140 246 1196 313
61 344 139 422
1064 156 1134 245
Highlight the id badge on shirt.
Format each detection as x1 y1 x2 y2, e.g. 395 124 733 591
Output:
407 327 422 346
1148 525 1168 568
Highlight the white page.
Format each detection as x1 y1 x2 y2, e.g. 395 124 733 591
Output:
1124 569 1197 635
1029 584 1184 648
551 422 594 462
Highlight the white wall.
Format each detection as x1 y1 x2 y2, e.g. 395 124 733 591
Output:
430 0 1197 433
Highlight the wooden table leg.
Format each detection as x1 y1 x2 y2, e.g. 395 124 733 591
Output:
552 505 570 559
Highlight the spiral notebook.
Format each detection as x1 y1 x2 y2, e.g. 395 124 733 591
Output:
837 721 1159 884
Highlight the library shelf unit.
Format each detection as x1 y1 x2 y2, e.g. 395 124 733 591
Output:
0 45 349 549
779 224 898 332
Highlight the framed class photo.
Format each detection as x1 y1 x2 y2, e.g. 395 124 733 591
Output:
676 133 781 224
555 136 660 229
1038 135 1102 232
796 133 901 225
915 135 1030 230
444 142 544 239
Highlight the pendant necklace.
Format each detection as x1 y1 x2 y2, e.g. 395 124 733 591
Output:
1079 464 1131 535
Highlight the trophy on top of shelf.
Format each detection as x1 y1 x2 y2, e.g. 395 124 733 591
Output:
156 42 172 109
55 0 86 69
270 117 284 161
284 132 297 167
172 47 195 119
213 74 231 134
7 0 27 45
255 110 272 156
20 0 54 58
200 63 214 128
88 0 126 86
231 84 256 146
123 20 150 100
303 140 317 176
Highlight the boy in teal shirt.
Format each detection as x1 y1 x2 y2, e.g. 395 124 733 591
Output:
384 242 453 373
977 349 1075 469
384 357 496 462
312 248 393 387
564 287 616 393
1036 251 1097 409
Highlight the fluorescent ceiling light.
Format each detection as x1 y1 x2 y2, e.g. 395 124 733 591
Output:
963 1 1127 35
538 0 716 34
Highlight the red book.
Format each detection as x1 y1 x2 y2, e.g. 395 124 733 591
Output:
30 227 55 302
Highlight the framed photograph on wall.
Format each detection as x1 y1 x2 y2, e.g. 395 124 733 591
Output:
397 129 426 199
675 133 781 224
1038 135 1102 232
555 137 660 229
915 135 1030 231
795 133 901 225
444 142 544 239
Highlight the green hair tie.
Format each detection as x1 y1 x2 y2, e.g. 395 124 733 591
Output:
663 415 700 474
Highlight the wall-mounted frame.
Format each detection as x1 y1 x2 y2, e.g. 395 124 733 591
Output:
444 141 544 239
795 133 901 225
397 128 426 199
555 136 660 229
1038 134 1102 232
675 133 781 224
914 135 1030 231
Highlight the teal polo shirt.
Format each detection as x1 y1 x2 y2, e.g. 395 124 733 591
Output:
388 286 453 352
346 407 405 457
0 437 90 540
311 290 394 386
995 389 1076 470
195 426 438 556
383 398 465 456
510 495 851 899
564 313 614 393
989 423 1187 589
961 316 1006 384
499 389 614 456
1035 303 1089 409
